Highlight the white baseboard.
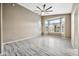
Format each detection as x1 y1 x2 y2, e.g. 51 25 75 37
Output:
3 34 41 45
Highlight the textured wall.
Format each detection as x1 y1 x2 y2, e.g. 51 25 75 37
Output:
3 3 41 43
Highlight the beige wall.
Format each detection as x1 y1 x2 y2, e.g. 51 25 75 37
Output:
71 3 79 48
0 3 1 53
3 3 41 43
64 14 71 38
42 14 71 38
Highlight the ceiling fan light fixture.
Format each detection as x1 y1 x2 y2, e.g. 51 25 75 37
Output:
35 4 53 15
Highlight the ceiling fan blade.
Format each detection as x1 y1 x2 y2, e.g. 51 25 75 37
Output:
37 6 42 11
43 4 46 9
46 10 53 12
46 6 52 11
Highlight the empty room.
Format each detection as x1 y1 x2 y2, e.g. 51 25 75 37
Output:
0 3 79 56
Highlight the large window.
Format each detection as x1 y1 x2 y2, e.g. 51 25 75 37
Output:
45 18 64 33
49 19 61 32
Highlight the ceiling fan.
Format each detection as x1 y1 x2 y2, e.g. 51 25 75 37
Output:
35 4 53 15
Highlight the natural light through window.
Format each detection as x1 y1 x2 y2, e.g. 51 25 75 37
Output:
45 18 64 33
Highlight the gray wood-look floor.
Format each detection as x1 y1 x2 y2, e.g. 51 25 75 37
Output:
0 35 78 56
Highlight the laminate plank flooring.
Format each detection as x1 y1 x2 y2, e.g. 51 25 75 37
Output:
0 35 78 56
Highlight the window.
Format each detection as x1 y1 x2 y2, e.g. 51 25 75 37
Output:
49 19 61 32
45 18 64 33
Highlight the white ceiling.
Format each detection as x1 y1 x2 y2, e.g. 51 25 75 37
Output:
18 3 73 16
